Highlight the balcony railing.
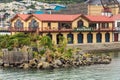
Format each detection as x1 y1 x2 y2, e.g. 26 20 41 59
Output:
42 27 73 32
74 27 93 32
9 27 39 32
0 27 10 32
8 27 114 32
9 27 73 32
74 27 113 32
114 27 120 31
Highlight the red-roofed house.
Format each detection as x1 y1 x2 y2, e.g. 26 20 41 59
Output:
10 14 114 44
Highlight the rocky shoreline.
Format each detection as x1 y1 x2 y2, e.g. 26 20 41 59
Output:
2 53 111 70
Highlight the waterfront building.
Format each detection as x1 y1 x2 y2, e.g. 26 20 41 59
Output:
9 14 114 44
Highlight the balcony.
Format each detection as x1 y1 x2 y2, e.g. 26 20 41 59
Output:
92 28 113 32
9 27 39 32
74 27 113 32
42 27 73 32
74 27 93 32
114 27 120 32
0 27 10 32
9 27 73 32
9 26 114 33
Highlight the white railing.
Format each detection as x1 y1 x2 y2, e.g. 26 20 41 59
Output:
114 27 120 31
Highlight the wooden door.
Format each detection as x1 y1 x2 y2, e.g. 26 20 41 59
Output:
114 33 118 42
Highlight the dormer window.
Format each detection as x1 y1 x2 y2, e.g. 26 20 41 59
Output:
77 20 84 28
14 19 23 28
29 19 39 28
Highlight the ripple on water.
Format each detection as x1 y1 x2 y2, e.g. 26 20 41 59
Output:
0 52 120 80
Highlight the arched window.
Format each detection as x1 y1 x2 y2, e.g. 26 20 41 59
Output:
105 33 110 42
67 33 73 44
78 33 83 43
14 19 23 28
46 33 52 40
29 19 39 28
77 20 84 28
87 33 93 43
96 33 102 43
56 34 63 44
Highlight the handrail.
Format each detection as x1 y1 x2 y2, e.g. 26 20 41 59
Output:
8 27 114 32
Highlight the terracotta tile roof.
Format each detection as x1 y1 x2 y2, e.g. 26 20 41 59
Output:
111 14 120 21
32 14 81 21
17 14 30 21
85 15 113 22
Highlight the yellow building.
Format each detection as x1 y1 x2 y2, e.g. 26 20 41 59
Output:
10 14 114 44
88 4 119 16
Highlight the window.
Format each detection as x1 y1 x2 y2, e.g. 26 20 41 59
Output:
29 19 38 28
14 19 23 28
102 23 109 29
77 20 84 28
117 22 120 27
48 22 51 27
48 22 51 29
59 22 71 29
89 23 97 29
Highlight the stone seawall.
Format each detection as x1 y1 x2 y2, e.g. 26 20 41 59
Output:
67 42 120 52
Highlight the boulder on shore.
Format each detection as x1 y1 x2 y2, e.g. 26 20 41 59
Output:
19 63 29 69
42 62 50 69
4 64 9 67
29 58 38 68
54 59 62 66
37 62 43 69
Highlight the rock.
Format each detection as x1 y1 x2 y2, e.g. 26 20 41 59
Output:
102 59 111 64
19 63 29 69
54 60 62 66
23 63 29 69
60 58 66 64
0 60 3 66
4 64 9 67
42 62 50 69
29 58 38 68
10 65 14 67
76 62 80 66
105 56 112 61
79 61 83 65
19 64 24 68
41 57 46 62
52 64 59 68
37 62 43 69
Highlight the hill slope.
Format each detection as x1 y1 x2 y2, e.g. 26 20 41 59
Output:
53 3 87 14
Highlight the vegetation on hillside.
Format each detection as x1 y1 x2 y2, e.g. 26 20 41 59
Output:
36 0 87 4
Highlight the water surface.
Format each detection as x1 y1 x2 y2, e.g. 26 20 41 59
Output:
0 51 120 80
